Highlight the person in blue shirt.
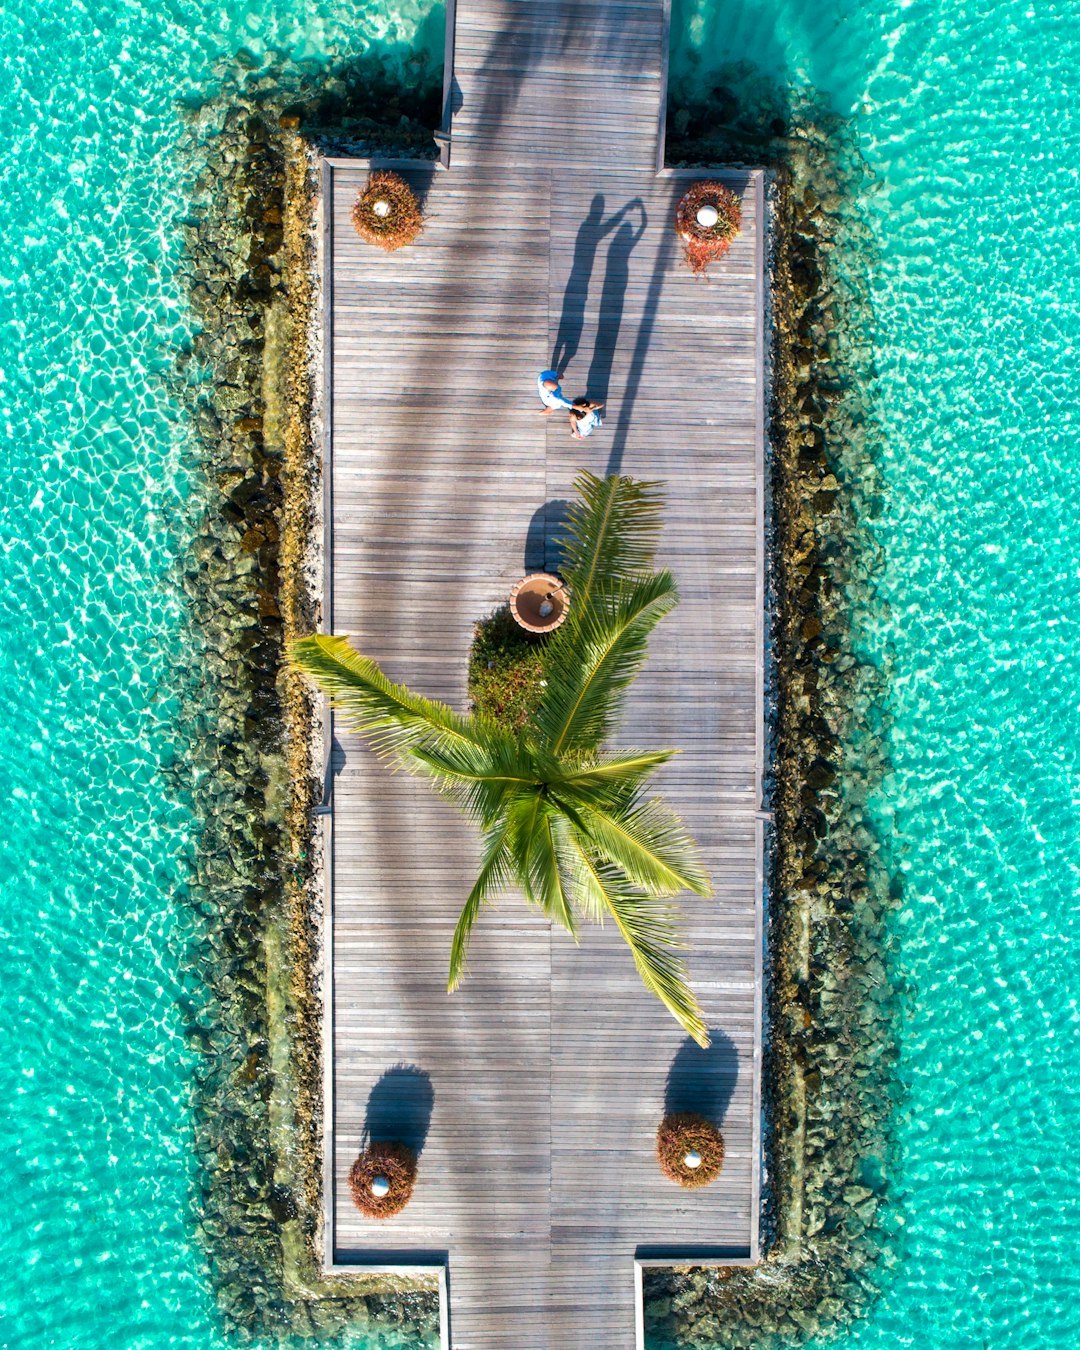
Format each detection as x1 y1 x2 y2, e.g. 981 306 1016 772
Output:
536 369 574 414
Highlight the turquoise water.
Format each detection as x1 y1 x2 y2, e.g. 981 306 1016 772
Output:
0 2 440 1346
674 0 1080 1343
3 0 1077 1345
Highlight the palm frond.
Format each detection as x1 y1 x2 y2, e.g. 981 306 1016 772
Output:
568 840 708 1046
411 734 542 829
448 823 514 991
576 792 712 898
504 792 576 936
536 572 678 756
554 749 677 795
290 634 480 766
532 807 577 936
554 472 666 612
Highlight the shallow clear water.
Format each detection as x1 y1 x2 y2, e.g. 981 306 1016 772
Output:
3 0 1077 1344
0 3 440 1346
675 0 1080 1343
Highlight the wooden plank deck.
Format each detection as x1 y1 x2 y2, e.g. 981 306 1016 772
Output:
320 2 764 1344
448 0 668 169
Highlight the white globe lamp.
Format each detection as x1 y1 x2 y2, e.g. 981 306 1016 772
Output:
696 204 720 229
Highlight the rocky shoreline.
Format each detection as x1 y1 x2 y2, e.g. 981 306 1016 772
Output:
170 52 901 1350
170 56 441 1344
641 88 902 1350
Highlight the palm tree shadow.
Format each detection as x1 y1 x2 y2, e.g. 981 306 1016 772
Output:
468 5 577 153
363 1064 435 1157
663 1031 738 1125
524 497 572 575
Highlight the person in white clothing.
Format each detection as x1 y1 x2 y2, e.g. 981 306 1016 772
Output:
536 369 574 414
568 397 604 438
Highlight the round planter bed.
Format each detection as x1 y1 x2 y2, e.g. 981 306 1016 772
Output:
351 170 423 252
675 181 742 274
656 1112 725 1188
348 1141 418 1218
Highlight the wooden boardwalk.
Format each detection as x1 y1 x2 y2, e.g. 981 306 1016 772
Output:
319 3 765 1345
448 0 667 169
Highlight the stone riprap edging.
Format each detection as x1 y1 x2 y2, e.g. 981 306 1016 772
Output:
643 88 901 1350
170 38 899 1350
171 55 443 1345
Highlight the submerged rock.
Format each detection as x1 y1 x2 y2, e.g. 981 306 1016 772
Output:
651 75 900 1350
167 52 441 1350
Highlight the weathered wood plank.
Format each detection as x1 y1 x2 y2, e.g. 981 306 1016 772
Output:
320 10 765 1338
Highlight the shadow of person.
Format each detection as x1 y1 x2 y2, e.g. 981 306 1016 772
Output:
552 194 606 377
586 205 648 408
363 1064 435 1157
604 178 686 476
524 497 572 574
552 197 646 380
663 1030 738 1125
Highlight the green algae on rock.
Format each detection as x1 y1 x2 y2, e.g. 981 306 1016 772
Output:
171 53 441 1344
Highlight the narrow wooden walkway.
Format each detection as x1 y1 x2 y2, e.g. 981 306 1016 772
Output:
320 4 764 1346
448 0 667 169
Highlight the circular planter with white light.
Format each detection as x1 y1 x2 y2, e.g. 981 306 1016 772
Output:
348 1141 418 1218
674 181 742 275
351 170 424 252
656 1112 725 1189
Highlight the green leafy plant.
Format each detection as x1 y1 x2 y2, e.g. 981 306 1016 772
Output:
351 170 423 251
675 181 742 274
467 605 546 730
656 1112 725 1187
291 473 712 1044
348 1141 417 1218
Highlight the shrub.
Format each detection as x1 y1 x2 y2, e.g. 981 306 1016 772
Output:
675 182 742 274
467 605 545 730
656 1112 725 1188
348 1141 417 1218
351 170 423 251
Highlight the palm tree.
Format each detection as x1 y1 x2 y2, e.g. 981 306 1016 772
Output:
291 472 712 1045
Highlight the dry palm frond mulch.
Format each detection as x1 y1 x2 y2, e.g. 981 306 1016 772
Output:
348 1141 418 1217
656 1111 725 1188
351 170 423 251
675 181 742 274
